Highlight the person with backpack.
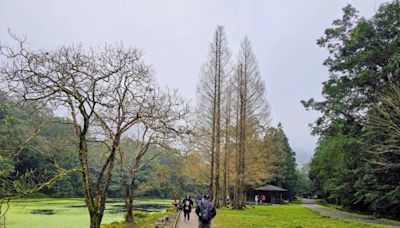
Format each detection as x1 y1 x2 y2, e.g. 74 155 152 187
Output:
182 195 194 221
195 194 216 228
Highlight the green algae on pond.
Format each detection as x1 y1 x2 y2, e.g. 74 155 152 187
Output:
4 198 172 228
30 209 55 215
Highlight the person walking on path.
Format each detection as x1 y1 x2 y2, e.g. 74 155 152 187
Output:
172 199 181 212
255 195 259 205
195 194 216 228
182 195 194 221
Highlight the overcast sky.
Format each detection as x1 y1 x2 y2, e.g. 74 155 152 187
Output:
0 0 389 166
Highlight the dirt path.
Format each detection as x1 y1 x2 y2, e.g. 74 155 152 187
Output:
176 209 199 228
302 198 400 227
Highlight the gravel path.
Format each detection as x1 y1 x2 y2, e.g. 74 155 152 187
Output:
176 209 199 228
302 198 400 227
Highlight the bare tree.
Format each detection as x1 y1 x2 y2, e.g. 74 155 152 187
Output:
0 37 150 227
232 37 269 209
117 87 190 223
195 26 231 207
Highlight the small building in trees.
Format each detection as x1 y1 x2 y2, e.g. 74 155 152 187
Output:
250 184 288 204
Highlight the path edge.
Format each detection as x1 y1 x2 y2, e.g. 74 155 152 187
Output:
302 201 400 227
173 210 181 228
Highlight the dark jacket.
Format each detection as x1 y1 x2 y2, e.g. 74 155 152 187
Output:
195 198 216 222
182 198 194 211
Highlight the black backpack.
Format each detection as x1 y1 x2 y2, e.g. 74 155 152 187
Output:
199 200 212 222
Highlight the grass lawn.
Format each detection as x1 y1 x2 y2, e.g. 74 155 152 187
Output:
2 198 172 228
213 205 389 228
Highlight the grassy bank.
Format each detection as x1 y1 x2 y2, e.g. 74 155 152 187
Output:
316 201 400 226
2 198 172 228
213 205 388 228
103 210 174 228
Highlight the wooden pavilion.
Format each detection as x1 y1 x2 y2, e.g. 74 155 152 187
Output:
253 184 288 204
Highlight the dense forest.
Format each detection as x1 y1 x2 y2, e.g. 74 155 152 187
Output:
303 1 400 219
0 92 207 199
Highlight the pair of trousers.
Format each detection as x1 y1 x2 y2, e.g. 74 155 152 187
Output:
199 221 211 228
184 210 190 220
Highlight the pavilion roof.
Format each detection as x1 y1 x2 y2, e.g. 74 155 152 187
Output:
255 184 287 192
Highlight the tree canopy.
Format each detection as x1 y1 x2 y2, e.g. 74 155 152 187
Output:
304 1 400 218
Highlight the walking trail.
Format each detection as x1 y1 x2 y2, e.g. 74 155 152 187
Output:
302 198 400 227
176 209 199 228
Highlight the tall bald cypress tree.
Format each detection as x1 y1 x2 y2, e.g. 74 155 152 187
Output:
196 26 231 207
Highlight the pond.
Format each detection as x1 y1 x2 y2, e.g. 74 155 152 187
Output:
4 198 172 228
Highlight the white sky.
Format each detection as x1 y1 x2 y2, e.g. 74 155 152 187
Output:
0 0 388 166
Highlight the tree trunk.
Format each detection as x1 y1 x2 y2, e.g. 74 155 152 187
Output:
222 87 230 207
119 148 134 224
125 168 137 223
239 60 248 209
209 40 218 199
214 30 222 208
125 194 134 223
209 86 216 198
222 139 227 207
125 205 134 223
233 63 247 210
238 81 245 209
78 122 104 227
88 211 104 228
233 79 241 209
